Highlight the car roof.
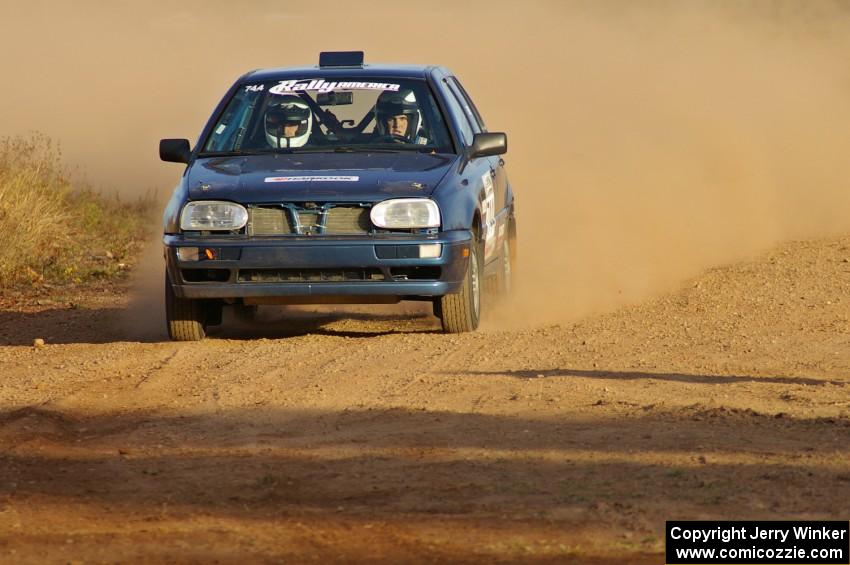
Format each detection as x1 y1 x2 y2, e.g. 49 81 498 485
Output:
244 64 451 82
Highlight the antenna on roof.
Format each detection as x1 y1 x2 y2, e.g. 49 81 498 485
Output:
319 51 365 68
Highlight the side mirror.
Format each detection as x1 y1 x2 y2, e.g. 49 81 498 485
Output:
160 139 191 164
468 132 507 159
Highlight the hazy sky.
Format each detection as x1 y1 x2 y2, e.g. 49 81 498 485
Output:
4 0 850 321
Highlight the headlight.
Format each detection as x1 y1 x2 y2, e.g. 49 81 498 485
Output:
370 198 440 229
180 201 248 231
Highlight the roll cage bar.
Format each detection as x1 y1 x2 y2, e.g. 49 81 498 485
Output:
294 93 375 141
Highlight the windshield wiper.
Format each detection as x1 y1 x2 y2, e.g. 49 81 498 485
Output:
288 146 403 154
199 145 441 157
197 149 289 158
333 146 404 153
351 143 442 153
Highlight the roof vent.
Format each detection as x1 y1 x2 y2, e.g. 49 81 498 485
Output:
319 51 364 68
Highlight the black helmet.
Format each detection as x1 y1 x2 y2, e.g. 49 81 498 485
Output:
375 89 420 138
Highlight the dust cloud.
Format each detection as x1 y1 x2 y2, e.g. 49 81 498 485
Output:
2 1 850 328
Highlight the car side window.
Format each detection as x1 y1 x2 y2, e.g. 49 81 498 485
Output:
441 79 475 146
447 77 487 133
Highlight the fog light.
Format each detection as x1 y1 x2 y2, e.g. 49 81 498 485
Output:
418 244 442 258
177 247 199 261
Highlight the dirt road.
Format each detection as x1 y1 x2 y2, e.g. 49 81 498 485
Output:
0 235 848 563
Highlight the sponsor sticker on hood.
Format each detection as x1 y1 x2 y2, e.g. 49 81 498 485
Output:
264 175 360 183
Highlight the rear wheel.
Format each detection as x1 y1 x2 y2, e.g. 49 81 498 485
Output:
496 236 513 297
165 273 207 341
439 236 482 333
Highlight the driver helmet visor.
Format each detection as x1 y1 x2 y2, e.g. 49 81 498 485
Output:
378 103 416 120
266 105 310 133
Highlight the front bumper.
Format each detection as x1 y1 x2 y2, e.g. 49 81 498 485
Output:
164 231 471 301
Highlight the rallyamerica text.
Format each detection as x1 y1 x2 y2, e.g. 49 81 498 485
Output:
670 525 848 544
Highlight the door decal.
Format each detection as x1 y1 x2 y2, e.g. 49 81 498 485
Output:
481 172 496 259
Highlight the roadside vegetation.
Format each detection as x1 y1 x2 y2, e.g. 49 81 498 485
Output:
0 134 155 291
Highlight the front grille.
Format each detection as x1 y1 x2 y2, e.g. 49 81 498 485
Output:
250 207 293 235
325 207 371 234
238 268 385 283
248 204 372 236
296 210 321 233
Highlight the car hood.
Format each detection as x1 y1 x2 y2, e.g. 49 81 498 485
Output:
187 152 457 203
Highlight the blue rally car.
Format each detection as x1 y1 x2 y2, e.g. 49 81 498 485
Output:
160 52 516 340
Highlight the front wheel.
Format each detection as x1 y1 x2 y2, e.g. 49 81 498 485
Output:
496 236 513 297
165 273 207 341
439 237 482 333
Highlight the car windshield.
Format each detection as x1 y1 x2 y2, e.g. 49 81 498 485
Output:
201 77 454 155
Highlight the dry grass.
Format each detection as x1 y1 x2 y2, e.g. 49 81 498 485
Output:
0 134 154 290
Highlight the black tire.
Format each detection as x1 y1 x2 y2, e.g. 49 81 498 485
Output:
439 235 482 333
165 273 206 341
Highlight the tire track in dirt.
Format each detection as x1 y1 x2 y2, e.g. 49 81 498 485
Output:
1 235 849 562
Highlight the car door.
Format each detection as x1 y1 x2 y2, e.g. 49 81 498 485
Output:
445 77 509 265
437 78 493 259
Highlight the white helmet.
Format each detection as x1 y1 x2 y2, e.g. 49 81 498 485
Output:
375 89 423 141
265 95 312 148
